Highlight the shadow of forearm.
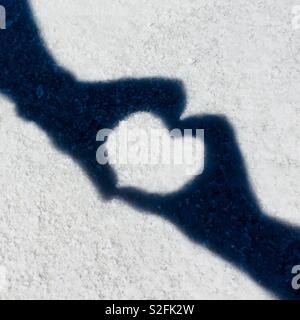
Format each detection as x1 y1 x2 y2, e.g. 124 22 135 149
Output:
117 186 300 300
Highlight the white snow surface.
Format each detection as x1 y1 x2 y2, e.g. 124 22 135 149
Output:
0 0 300 299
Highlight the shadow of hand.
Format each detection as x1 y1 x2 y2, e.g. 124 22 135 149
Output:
117 114 255 224
117 115 300 300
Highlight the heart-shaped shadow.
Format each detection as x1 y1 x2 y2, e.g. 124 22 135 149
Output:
116 113 250 211
103 111 205 194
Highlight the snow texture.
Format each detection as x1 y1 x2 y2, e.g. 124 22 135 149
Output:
0 0 300 299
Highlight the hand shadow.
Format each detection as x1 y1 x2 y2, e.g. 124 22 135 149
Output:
1 0 300 300
118 115 300 299
0 0 185 199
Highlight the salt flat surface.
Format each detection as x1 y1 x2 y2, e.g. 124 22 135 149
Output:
0 0 300 299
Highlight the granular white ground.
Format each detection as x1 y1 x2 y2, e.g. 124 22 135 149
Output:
0 0 299 299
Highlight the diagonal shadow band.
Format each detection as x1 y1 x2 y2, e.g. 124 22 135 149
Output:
1 0 300 299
